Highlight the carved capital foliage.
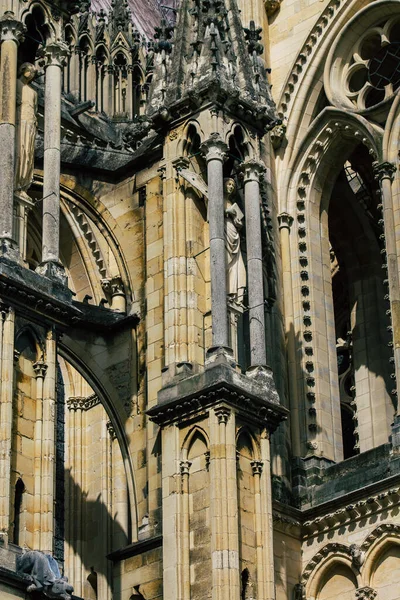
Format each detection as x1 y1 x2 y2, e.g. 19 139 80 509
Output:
42 41 69 69
373 161 397 183
278 212 294 230
356 588 377 600
200 133 228 162
0 11 25 45
251 460 263 476
33 360 48 379
238 159 266 184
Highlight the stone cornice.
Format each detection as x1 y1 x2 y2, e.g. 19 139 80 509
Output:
0 256 139 331
147 362 288 433
273 482 400 538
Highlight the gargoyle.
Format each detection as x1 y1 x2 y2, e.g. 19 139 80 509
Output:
16 551 74 600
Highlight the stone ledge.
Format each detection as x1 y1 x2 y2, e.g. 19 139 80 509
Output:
107 535 163 562
148 360 288 432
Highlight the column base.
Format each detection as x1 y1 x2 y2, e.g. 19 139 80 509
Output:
205 346 236 369
246 365 280 404
0 237 20 263
35 261 68 286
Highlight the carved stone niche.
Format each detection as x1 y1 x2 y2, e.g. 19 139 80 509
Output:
265 0 281 17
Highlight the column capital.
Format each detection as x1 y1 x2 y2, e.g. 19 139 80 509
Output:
42 41 69 69
200 132 228 162
215 406 231 424
33 360 48 379
238 158 266 183
278 212 294 230
180 460 192 476
251 459 264 476
373 161 397 183
106 420 117 441
0 11 25 45
355 588 377 600
172 156 190 173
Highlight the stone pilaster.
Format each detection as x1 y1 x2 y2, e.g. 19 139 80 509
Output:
36 41 68 284
0 12 25 258
239 159 267 367
201 134 229 349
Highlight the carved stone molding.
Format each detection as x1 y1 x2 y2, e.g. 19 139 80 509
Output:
278 0 344 119
67 393 100 411
301 542 353 586
0 11 26 45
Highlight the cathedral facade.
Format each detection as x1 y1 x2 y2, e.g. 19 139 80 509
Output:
0 0 400 598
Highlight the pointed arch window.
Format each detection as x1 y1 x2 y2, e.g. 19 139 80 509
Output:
113 52 129 118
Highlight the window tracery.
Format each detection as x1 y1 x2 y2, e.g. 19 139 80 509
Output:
325 1 400 119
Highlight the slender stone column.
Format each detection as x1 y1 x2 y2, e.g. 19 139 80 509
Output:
180 460 191 600
33 360 47 549
252 460 265 599
40 328 57 553
259 430 275 600
374 163 400 410
201 134 229 348
0 305 15 542
37 41 68 282
0 12 25 256
240 159 267 366
278 212 301 455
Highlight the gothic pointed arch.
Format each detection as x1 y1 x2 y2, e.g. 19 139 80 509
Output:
281 108 394 460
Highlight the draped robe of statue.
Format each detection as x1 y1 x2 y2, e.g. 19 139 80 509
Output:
224 178 246 302
14 63 38 202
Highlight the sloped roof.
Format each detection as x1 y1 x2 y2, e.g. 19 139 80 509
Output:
91 0 177 39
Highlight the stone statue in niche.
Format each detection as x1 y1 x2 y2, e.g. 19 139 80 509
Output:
224 177 246 302
16 550 74 599
14 63 38 203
